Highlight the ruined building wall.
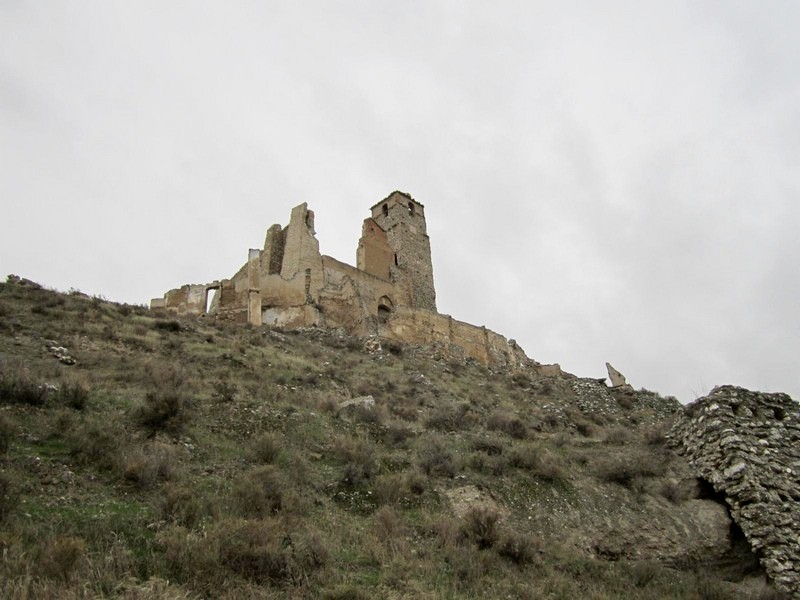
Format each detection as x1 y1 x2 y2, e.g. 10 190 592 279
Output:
150 192 550 370
669 386 800 597
383 308 531 368
356 218 393 281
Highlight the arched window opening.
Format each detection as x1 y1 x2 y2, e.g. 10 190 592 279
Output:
377 296 393 322
382 203 389 217
408 202 415 216
394 253 399 266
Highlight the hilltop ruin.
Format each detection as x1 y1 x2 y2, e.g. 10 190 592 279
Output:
152 191 559 372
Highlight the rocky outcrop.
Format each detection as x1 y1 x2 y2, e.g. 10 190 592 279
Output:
669 386 800 597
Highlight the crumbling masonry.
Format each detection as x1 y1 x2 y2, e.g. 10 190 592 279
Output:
152 191 557 371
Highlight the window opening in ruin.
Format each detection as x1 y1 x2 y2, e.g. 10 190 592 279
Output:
408 202 415 216
382 203 389 217
394 253 399 266
378 296 393 322
205 287 219 314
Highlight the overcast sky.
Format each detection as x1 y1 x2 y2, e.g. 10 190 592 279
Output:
2 1 798 402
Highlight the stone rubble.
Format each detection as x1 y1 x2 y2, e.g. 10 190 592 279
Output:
44 339 76 365
669 385 800 598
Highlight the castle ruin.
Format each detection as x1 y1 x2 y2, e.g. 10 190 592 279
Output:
151 191 558 371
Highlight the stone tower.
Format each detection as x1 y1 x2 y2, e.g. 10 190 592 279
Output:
361 191 436 311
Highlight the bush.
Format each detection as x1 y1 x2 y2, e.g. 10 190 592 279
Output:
604 426 633 445
425 403 472 431
154 319 182 332
212 380 237 403
56 379 90 410
508 444 565 482
216 518 327 584
0 472 18 522
373 471 427 505
232 466 285 518
334 436 377 487
417 438 456 478
39 535 86 581
135 389 187 433
460 505 501 549
0 369 48 406
123 442 179 488
67 416 125 470
496 531 539 565
161 484 213 528
250 432 282 464
487 410 528 439
0 414 13 454
597 456 660 488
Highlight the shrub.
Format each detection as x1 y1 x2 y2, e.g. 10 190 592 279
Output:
574 419 596 437
597 456 660 488
373 505 405 541
460 505 501 549
232 466 285 518
604 426 633 445
0 472 18 522
509 444 565 482
158 525 219 583
487 410 528 439
123 442 179 488
56 379 90 410
67 416 125 470
0 414 13 454
334 436 377 486
160 484 213 528
212 380 237 403
660 480 688 504
373 471 427 505
472 438 504 456
39 535 86 581
322 586 372 600
135 389 187 433
496 531 539 565
417 438 456 478
628 560 662 588
0 369 48 406
250 432 282 464
216 518 327 584
643 424 669 446
425 403 472 431
154 319 182 332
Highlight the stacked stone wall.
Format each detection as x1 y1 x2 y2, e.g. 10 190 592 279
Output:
669 386 800 597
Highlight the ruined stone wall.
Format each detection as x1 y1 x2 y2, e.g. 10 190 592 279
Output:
669 386 800 597
384 308 531 369
262 224 285 276
319 256 395 333
356 218 393 281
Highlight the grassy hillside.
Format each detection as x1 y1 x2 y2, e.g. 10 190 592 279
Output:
0 278 786 599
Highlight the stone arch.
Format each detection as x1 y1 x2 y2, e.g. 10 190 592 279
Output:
377 295 393 322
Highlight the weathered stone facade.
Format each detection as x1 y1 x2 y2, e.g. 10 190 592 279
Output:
669 386 800 597
151 191 557 371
